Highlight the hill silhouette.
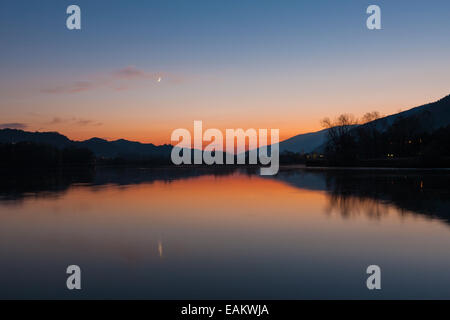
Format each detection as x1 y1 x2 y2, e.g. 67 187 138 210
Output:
313 94 450 166
0 129 172 161
1 93 449 167
278 128 329 154
367 94 450 131
278 94 450 154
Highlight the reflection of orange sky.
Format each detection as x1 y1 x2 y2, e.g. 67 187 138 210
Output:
2 172 450 270
0 174 328 262
61 174 328 217
1 173 446 249
0 173 424 226
1 174 327 229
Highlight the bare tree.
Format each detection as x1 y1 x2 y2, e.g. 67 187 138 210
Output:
321 114 359 151
361 111 381 124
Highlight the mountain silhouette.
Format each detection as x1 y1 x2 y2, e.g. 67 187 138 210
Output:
0 129 172 160
80 137 172 159
1 94 449 158
363 94 450 132
0 129 72 148
278 128 329 154
278 94 450 154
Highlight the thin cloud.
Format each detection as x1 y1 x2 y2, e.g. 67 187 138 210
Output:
42 81 97 94
113 66 150 80
42 66 170 94
48 117 65 124
47 117 102 127
0 123 28 129
76 119 102 126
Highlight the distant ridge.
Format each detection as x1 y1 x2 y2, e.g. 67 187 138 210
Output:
278 128 330 154
277 93 450 154
0 129 172 159
1 94 449 157
364 94 450 131
0 129 71 148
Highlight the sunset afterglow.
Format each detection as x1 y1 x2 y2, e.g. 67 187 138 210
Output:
1 1 449 144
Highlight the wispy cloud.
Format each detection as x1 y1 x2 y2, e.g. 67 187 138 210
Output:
0 123 28 129
76 119 102 126
42 81 96 94
48 117 102 127
41 66 171 94
113 66 153 80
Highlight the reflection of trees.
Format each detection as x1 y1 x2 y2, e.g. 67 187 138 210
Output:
322 170 450 223
268 168 450 224
0 168 95 203
325 193 390 220
3 166 450 227
0 166 239 203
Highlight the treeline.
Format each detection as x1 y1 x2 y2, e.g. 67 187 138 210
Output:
0 142 95 167
318 112 450 167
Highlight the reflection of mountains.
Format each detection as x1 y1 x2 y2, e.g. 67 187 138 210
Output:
0 167 238 203
1 167 450 225
273 168 450 224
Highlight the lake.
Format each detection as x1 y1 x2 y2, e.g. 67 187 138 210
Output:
1 166 450 299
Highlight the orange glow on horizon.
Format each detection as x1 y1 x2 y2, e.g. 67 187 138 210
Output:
19 123 321 146
3 91 448 145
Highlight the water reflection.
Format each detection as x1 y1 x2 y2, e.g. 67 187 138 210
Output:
1 166 450 299
158 240 163 258
272 168 450 224
0 167 236 203
2 166 448 225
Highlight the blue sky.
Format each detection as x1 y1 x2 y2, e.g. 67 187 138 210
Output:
0 0 449 142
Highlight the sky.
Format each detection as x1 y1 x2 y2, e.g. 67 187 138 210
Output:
0 0 449 144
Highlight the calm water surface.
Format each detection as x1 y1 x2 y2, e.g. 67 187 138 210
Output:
1 167 450 299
